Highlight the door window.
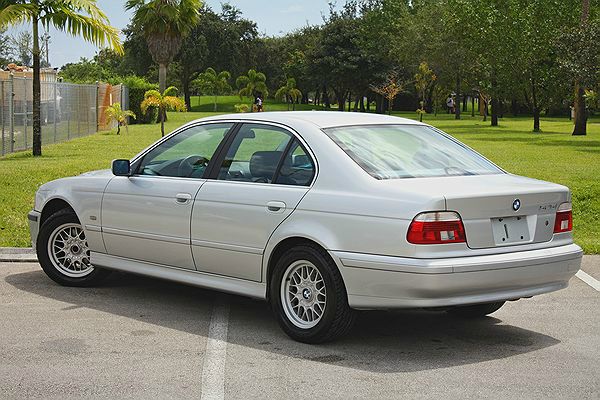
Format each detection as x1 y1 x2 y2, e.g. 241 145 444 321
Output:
137 123 233 178
217 124 293 183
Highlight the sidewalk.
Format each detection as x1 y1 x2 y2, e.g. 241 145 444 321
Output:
0 247 37 262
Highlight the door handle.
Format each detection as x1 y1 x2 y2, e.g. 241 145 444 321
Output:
266 201 286 213
175 193 192 204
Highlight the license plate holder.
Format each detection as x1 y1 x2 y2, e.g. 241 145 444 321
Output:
491 216 530 245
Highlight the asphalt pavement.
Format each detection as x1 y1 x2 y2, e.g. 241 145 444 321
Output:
0 258 598 399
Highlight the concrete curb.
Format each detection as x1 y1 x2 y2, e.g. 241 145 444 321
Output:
0 248 37 262
0 247 34 254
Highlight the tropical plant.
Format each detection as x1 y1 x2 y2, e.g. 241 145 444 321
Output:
140 86 186 137
236 69 268 100
0 0 122 156
126 0 201 93
275 78 302 111
192 67 231 111
105 103 136 135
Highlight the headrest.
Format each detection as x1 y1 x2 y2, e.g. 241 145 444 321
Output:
249 151 283 181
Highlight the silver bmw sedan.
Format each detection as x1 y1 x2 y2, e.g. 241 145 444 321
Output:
28 112 582 343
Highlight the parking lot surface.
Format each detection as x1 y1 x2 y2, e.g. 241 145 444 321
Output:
1 260 598 399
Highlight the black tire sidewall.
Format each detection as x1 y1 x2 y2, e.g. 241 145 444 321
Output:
270 245 344 343
37 210 108 287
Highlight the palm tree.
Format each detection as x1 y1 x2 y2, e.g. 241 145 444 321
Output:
275 78 302 111
192 67 231 112
236 69 268 101
0 0 122 156
105 103 136 135
126 0 201 93
141 86 186 137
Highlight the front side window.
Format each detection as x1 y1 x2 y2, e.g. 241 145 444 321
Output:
218 124 293 183
323 124 503 179
137 123 233 178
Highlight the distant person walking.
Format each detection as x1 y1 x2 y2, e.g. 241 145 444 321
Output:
254 94 264 112
446 95 455 114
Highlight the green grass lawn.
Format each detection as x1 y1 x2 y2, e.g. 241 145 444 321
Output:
1 104 598 253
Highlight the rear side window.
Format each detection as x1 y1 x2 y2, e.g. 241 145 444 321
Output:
217 124 292 183
323 124 502 179
274 140 315 186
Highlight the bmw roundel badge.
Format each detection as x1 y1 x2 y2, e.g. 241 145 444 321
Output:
512 199 521 211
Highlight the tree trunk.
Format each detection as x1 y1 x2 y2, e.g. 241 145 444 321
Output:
353 95 360 112
160 106 165 137
366 95 371 112
347 92 352 112
455 73 461 120
214 95 218 112
159 63 168 93
183 74 191 111
116 123 121 135
572 83 587 135
491 72 498 126
359 95 365 112
462 95 467 112
531 75 540 132
323 86 331 108
471 95 475 117
32 17 42 156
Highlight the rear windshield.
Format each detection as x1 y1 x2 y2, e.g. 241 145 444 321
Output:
323 124 503 179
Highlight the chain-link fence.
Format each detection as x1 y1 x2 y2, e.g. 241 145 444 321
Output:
1 76 128 156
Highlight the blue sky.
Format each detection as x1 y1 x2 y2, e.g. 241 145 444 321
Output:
7 1 332 68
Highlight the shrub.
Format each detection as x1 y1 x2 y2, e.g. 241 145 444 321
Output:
234 103 249 113
123 76 158 124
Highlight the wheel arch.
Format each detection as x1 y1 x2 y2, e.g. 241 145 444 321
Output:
40 197 77 227
264 235 344 301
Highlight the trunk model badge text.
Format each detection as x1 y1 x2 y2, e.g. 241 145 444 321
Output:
512 199 521 211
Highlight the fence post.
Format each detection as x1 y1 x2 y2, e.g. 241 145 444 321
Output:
23 78 27 150
66 84 70 140
9 73 14 153
1 81 4 156
95 81 99 133
53 79 57 143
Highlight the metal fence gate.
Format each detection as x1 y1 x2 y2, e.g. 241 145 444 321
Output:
1 76 128 156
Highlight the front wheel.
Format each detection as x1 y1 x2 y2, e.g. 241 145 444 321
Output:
270 244 355 343
37 209 111 287
446 301 505 318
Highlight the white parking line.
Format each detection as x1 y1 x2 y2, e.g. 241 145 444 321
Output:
201 295 230 400
576 270 600 291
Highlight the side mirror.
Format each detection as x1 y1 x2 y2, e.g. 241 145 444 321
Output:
112 159 131 176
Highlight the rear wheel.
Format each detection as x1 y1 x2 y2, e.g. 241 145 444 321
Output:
37 209 111 287
447 301 505 318
270 244 355 343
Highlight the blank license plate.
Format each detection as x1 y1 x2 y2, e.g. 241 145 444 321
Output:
491 216 530 245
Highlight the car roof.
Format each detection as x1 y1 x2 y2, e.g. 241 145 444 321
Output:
198 111 426 129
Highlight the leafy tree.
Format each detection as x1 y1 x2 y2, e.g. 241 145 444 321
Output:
556 0 600 136
236 69 268 100
11 31 32 65
140 86 186 137
275 78 302 110
126 0 201 93
0 0 123 156
192 67 231 111
0 28 13 66
414 62 436 122
105 102 136 135
370 72 405 115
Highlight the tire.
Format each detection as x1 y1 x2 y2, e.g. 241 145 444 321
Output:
447 301 505 318
37 209 111 287
270 243 355 343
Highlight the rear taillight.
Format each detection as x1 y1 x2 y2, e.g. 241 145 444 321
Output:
407 211 466 244
553 202 573 233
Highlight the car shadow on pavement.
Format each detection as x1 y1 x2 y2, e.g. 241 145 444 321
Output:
6 269 561 373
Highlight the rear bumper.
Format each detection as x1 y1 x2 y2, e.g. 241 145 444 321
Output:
27 210 41 250
332 244 583 310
